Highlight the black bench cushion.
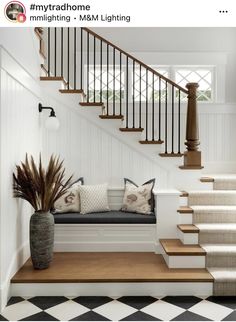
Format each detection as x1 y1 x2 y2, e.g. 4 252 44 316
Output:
53 210 156 224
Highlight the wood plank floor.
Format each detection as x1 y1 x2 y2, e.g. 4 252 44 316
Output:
12 253 213 283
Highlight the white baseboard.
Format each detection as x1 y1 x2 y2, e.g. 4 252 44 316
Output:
11 282 213 297
54 241 156 252
0 242 30 311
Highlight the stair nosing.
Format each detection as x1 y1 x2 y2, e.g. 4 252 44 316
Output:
160 239 205 256
177 224 199 233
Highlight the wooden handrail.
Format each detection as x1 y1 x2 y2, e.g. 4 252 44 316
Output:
82 27 188 95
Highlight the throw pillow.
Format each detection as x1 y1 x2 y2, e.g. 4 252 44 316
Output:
54 177 84 213
121 178 155 214
79 183 110 214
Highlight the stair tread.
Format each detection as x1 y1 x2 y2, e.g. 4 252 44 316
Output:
196 223 236 231
40 76 65 81
59 89 84 94
202 245 236 254
139 140 164 144
189 190 236 194
191 205 236 210
160 239 205 256
177 224 199 233
99 115 124 119
119 128 144 132
180 191 189 197
159 153 183 157
208 267 236 281
80 102 104 106
177 206 193 214
200 177 214 182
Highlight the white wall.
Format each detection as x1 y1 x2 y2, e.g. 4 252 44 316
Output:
0 41 43 309
0 28 41 77
42 93 169 188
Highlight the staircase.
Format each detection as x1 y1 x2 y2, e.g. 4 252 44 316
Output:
35 27 203 170
161 176 236 296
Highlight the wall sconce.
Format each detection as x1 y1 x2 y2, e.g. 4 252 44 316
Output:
38 103 60 131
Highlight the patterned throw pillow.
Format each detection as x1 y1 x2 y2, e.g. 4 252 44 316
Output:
79 183 110 214
121 178 155 214
54 177 84 213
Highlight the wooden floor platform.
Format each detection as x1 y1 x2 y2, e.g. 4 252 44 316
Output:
12 252 213 283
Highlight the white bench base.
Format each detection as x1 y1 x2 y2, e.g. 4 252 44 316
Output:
54 224 157 252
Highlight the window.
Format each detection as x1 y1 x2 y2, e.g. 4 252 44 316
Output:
174 67 214 102
86 65 215 103
87 66 125 102
133 67 169 102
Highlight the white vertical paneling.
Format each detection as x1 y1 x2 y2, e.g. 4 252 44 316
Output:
0 64 42 309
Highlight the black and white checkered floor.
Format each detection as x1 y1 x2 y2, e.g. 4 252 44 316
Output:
1 296 236 321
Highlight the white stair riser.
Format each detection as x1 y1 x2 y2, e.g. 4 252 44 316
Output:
180 197 188 207
10 282 213 297
179 214 193 224
178 231 198 245
160 245 205 268
162 253 205 268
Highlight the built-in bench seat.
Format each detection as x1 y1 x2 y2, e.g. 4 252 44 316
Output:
53 211 156 224
53 188 158 252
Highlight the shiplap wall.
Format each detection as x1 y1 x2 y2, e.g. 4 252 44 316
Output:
42 89 236 190
42 99 169 188
0 47 42 309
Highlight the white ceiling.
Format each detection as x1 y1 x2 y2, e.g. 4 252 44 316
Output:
90 27 236 53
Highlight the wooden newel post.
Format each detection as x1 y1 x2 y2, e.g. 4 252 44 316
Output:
179 82 203 169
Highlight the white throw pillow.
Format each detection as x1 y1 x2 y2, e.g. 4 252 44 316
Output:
54 178 83 213
79 183 110 214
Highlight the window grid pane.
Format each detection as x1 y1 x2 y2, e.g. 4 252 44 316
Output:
175 68 213 102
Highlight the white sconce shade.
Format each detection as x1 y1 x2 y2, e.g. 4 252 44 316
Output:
38 103 60 131
45 116 60 131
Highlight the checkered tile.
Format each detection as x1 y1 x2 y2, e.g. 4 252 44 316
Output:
1 296 236 321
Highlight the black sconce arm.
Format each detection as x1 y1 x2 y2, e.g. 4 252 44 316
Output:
38 103 56 117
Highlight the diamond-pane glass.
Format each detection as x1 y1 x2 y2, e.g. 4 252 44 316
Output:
133 68 169 102
87 66 125 102
175 69 213 102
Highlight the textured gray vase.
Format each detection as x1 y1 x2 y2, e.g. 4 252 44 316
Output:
30 211 54 269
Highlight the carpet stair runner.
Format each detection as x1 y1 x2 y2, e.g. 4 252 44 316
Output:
189 176 236 296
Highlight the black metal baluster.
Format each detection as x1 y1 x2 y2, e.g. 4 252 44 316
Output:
54 28 57 76
146 69 148 141
126 55 129 128
120 52 122 115
48 28 50 76
165 81 168 153
80 28 83 90
100 39 102 103
113 47 115 115
139 64 141 128
133 60 135 128
87 31 89 102
107 44 109 115
94 36 96 102
178 89 181 154
152 73 154 141
172 85 174 154
74 27 76 90
67 28 70 90
61 28 63 78
159 77 161 141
